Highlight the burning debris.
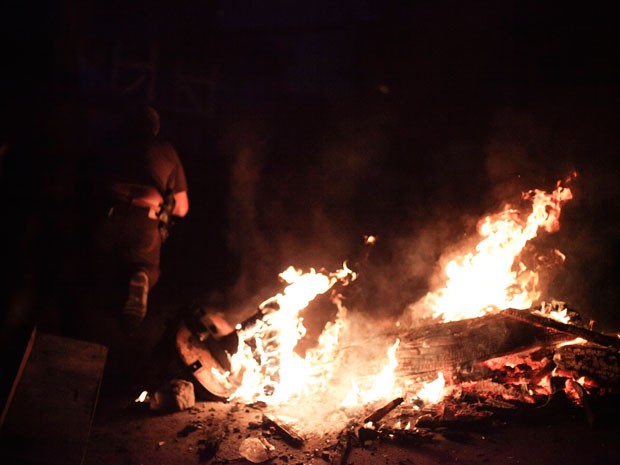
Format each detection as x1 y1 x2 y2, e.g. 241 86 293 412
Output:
131 175 620 462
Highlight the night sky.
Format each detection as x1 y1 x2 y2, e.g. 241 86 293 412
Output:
2 1 620 338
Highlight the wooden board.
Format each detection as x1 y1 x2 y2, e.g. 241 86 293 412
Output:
175 325 235 399
0 328 108 465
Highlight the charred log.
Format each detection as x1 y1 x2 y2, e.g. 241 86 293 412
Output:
395 312 573 379
553 344 620 385
501 308 620 351
363 397 404 424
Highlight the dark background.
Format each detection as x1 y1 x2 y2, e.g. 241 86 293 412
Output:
1 0 619 351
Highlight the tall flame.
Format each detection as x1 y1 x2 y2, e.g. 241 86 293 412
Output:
216 265 356 404
212 262 405 433
420 176 575 322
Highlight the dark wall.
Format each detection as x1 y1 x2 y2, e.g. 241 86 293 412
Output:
2 1 620 338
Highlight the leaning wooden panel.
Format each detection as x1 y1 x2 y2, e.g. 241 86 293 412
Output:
0 329 108 465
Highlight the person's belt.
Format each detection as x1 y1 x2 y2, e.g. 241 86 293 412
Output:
130 198 160 219
108 199 160 220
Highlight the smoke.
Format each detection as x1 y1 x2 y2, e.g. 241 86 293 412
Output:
220 98 392 324
481 105 620 329
218 103 488 327
391 104 620 330
220 94 620 333
219 118 274 320
350 108 581 327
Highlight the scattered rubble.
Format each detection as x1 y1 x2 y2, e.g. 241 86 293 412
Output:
150 379 196 412
239 436 275 463
89 305 620 465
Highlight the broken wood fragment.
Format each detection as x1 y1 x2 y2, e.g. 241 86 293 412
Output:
363 397 404 424
329 429 356 465
415 411 493 430
564 379 596 428
262 414 304 448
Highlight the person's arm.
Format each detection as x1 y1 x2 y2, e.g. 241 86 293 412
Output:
173 190 189 217
165 142 189 217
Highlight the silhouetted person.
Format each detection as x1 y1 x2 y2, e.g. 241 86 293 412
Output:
91 105 189 333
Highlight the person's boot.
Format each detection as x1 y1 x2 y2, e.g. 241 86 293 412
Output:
122 271 149 331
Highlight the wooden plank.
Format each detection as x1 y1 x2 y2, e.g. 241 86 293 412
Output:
0 329 108 465
0 326 38 429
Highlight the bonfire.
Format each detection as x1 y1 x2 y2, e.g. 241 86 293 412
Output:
170 172 618 458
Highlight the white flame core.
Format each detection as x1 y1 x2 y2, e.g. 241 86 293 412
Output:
417 372 446 404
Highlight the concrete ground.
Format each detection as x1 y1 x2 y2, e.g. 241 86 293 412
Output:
85 390 620 465
78 276 620 465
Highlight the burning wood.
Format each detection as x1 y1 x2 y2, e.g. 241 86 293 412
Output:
176 299 618 443
415 402 494 430
395 309 575 380
502 307 620 351
159 173 620 461
554 345 620 385
363 397 404 424
175 302 620 445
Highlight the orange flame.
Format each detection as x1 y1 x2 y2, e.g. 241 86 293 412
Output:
211 262 407 434
419 176 575 322
216 265 356 404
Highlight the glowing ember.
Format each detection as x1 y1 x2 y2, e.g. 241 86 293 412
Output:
417 175 575 322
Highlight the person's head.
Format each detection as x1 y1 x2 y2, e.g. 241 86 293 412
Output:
145 106 160 136
125 104 160 136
